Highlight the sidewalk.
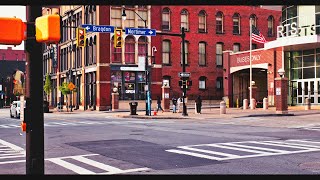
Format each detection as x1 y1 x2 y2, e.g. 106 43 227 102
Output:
50 105 320 128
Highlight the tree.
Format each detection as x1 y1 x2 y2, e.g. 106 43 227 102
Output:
43 74 52 101
59 82 71 112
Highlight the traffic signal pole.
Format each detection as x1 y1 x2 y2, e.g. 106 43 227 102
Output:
25 6 44 174
156 27 188 116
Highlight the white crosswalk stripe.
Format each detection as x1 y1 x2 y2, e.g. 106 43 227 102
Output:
0 121 111 129
47 154 150 175
0 139 150 174
166 139 320 161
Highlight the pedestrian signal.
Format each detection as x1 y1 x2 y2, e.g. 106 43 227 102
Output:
114 29 123 48
76 27 86 47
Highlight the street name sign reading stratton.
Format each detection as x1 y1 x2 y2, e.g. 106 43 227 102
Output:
125 27 156 36
81 24 114 33
178 72 191 78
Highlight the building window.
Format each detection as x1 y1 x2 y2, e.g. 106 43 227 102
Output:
162 8 171 31
250 14 257 27
181 40 189 65
111 8 122 28
198 10 207 33
124 10 135 28
125 36 135 64
252 43 257 50
216 77 223 90
216 11 224 34
137 9 148 28
233 43 240 52
93 36 97 64
180 9 189 31
216 43 223 67
199 76 206 90
138 36 147 59
163 76 171 87
198 42 206 66
233 13 240 35
268 15 274 37
162 40 171 65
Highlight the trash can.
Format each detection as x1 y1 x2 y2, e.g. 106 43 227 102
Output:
129 101 138 115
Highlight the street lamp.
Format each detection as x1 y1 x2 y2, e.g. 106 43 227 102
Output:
122 7 151 116
278 68 285 78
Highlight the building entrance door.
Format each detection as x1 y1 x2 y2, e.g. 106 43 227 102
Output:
296 79 319 105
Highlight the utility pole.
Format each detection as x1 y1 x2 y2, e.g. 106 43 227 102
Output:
25 5 44 174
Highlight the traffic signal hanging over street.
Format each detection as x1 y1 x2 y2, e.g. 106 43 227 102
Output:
114 28 123 48
76 27 86 47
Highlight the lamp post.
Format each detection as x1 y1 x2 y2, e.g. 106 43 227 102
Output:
122 7 151 116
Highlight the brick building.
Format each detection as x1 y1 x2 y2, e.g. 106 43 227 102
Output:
42 5 281 111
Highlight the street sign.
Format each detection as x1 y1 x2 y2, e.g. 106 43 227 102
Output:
125 27 156 36
81 24 114 33
178 72 190 78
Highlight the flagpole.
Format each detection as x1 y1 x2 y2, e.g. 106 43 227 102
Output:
249 20 253 109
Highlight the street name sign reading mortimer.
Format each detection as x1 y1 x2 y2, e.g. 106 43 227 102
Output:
125 28 156 36
81 24 114 33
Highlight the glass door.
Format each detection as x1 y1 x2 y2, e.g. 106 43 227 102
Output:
296 80 319 105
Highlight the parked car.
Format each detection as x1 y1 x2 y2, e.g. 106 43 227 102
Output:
10 101 25 118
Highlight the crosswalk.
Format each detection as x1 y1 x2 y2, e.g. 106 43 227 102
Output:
166 139 320 161
0 139 149 174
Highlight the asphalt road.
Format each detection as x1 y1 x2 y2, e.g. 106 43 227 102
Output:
1 108 320 175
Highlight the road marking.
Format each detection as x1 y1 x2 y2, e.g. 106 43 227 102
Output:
166 139 320 161
48 158 96 174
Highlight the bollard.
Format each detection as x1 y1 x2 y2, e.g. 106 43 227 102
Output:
250 98 256 109
305 98 311 110
263 97 268 110
243 99 248 110
220 101 226 114
236 98 239 108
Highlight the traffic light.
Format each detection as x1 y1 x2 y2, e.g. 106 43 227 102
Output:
179 80 183 86
35 14 61 43
114 28 123 48
186 80 192 89
76 27 86 47
0 17 26 45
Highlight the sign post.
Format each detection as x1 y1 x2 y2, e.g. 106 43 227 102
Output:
81 24 114 33
125 28 156 36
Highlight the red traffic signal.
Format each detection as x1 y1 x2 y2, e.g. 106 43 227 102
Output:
114 29 123 48
0 17 26 45
76 27 86 47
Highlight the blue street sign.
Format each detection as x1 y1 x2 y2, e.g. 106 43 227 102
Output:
125 28 156 36
81 24 114 33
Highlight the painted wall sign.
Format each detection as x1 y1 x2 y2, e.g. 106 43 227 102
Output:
236 54 261 64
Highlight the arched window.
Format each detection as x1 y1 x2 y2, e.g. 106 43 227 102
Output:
250 14 257 26
267 15 274 37
198 10 207 33
180 9 189 31
125 36 135 64
216 11 224 34
138 36 148 58
233 13 240 35
162 8 171 31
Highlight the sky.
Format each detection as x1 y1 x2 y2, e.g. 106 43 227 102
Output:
0 5 26 50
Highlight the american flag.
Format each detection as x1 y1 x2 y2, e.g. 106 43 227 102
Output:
251 25 267 44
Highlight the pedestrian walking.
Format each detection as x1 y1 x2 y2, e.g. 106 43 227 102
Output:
195 95 202 114
172 96 178 113
177 97 182 113
156 96 164 113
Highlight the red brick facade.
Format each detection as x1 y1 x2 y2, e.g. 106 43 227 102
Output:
0 47 25 61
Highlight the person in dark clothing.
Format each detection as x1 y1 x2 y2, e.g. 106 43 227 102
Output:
156 96 164 113
172 96 177 113
195 95 202 114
